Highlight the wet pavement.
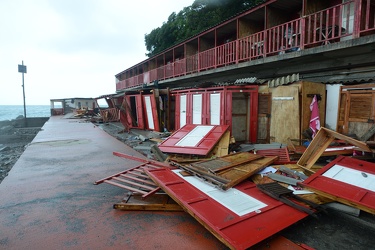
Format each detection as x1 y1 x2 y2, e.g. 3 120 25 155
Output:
0 116 225 249
1 116 375 249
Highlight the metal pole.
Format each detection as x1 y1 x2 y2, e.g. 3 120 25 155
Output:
22 60 26 119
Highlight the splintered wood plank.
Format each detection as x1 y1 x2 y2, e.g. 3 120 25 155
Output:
219 156 278 190
191 152 262 172
188 152 277 190
145 168 308 250
209 130 230 157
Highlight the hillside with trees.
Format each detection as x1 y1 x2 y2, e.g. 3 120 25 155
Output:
144 0 264 57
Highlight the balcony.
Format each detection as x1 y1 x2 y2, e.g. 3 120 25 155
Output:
116 0 375 91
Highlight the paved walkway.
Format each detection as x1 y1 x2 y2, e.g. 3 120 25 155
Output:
0 116 225 249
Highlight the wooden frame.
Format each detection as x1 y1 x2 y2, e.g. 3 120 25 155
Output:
113 193 183 212
302 156 375 214
297 127 372 173
185 152 277 190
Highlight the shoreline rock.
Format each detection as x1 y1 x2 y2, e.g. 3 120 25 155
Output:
0 119 42 183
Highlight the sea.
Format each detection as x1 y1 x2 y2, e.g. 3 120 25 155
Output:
0 105 51 121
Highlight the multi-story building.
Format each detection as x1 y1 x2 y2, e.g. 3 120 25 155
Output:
110 0 375 144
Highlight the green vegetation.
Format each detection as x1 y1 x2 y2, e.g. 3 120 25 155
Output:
144 0 264 57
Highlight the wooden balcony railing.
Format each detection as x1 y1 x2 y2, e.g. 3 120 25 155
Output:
117 0 371 91
360 0 375 35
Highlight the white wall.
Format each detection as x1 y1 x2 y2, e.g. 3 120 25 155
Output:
325 84 342 130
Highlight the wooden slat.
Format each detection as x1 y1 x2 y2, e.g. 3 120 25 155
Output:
112 177 157 191
176 152 278 190
255 148 291 164
120 174 157 186
219 156 278 189
95 152 174 198
191 152 262 173
104 180 148 195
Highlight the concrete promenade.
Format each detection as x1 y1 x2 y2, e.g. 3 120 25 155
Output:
0 116 225 249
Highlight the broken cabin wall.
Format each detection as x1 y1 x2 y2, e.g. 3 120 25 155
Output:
171 86 258 143
337 83 375 139
268 81 326 144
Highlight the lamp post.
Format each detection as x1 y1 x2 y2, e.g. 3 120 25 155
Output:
18 61 27 124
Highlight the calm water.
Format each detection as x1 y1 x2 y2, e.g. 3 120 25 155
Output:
0 105 51 121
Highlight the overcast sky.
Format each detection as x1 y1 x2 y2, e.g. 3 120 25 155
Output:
0 0 193 105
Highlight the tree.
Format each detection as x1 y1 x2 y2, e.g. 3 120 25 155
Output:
144 0 264 57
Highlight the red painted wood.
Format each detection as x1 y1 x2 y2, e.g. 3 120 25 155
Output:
143 94 161 132
158 124 230 155
255 148 292 164
302 156 375 213
135 94 145 129
146 168 308 250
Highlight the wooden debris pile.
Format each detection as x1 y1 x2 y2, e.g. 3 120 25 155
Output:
95 125 375 249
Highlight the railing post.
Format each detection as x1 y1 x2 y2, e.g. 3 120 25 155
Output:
235 40 239 64
300 17 305 50
354 0 362 38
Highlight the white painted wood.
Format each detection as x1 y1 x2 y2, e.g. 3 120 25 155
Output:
323 164 375 191
210 93 221 125
325 84 341 130
175 125 214 147
192 94 202 124
144 96 155 129
180 95 187 127
173 170 267 216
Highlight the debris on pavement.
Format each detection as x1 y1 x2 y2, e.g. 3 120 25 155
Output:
95 122 375 249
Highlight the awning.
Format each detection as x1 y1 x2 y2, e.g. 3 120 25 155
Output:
268 73 300 87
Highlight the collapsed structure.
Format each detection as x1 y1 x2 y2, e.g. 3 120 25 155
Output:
51 0 375 248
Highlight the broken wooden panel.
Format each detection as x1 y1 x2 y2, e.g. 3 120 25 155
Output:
146 168 308 250
218 156 278 190
255 147 292 164
95 152 173 199
113 193 183 212
297 127 372 173
302 156 375 214
120 94 145 130
185 152 277 190
158 124 230 155
191 152 263 173
94 162 162 198
269 81 326 144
